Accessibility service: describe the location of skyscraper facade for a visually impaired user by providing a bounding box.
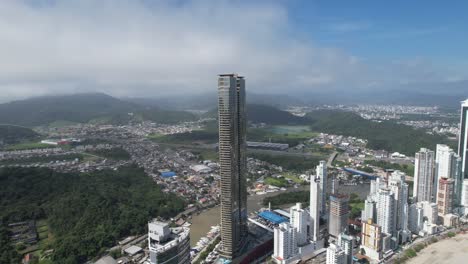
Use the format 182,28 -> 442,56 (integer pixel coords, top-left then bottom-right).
437,177 -> 455,216
376,188 -> 396,236
326,243 -> 345,264
316,160 -> 328,215
273,222 -> 299,264
217,74 -> 247,259
338,233 -> 355,264
360,219 -> 382,261
290,203 -> 308,246
310,176 -> 321,242
458,99 -> 468,180
435,144 -> 462,201
329,194 -> 349,238
413,148 -> 435,202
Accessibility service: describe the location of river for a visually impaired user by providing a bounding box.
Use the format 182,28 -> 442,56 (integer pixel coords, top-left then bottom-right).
189,183 -> 370,246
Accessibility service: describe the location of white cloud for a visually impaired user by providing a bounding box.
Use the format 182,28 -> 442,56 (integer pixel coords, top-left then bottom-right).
0,0 -> 463,101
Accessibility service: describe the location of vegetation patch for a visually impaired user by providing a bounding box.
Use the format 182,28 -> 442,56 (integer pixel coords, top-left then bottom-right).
0,166 -> 185,263
364,160 -> 414,176
263,191 -> 309,207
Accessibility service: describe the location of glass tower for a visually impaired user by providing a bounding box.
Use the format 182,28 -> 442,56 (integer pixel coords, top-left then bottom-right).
217,74 -> 247,259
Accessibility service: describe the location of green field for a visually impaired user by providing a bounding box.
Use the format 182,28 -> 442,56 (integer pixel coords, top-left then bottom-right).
264,177 -> 289,187
5,142 -> 56,151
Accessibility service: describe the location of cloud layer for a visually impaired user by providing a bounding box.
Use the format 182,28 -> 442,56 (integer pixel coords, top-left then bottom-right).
0,0 -> 464,101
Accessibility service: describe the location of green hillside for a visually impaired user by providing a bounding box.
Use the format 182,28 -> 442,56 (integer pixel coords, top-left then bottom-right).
0,125 -> 39,144
306,110 -> 454,155
0,93 -> 198,127
0,166 -> 185,263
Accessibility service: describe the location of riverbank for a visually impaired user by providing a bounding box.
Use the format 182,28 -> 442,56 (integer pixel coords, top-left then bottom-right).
408,232 -> 468,264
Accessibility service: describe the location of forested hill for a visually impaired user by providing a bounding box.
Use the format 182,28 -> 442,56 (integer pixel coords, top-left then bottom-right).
0,166 -> 185,263
204,104 -> 305,125
248,104 -> 305,124
0,93 -> 197,127
306,110 -> 454,155
0,125 -> 39,144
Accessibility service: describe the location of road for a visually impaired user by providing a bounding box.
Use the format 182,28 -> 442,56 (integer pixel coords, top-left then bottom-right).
327,151 -> 338,168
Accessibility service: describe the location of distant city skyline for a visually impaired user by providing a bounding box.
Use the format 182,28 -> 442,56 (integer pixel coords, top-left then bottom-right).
0,0 -> 467,101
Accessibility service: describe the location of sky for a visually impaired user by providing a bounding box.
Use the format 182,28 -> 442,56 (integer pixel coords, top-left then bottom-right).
0,0 -> 467,102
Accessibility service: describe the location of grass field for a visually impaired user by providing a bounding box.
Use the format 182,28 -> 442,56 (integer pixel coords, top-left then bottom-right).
282,172 -> 305,184
5,142 -> 56,151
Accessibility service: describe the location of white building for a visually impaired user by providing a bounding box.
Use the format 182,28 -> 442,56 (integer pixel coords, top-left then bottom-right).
362,198 -> 376,223
408,203 -> 424,235
338,233 -> 354,264
326,243 -> 345,264
421,201 -> 438,225
290,203 -> 308,247
310,176 -> 321,242
376,188 -> 396,236
435,144 -> 462,204
461,179 -> 468,216
414,148 -> 435,203
388,171 -> 410,243
316,161 -> 327,216
148,220 -> 190,264
273,222 -> 300,264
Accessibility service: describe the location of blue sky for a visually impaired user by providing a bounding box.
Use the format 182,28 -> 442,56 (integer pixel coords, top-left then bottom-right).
289,0 -> 468,60
0,0 -> 466,100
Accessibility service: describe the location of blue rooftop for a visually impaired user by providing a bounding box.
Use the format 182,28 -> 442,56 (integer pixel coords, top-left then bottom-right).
161,171 -> 176,178
258,211 -> 287,224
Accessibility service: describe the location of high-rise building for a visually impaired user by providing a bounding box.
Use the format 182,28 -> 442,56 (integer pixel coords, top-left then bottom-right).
414,148 -> 435,202
458,99 -> 468,180
376,188 -> 396,236
461,179 -> 468,214
326,243 -> 346,264
388,171 -> 410,243
310,176 -> 321,242
329,194 -> 349,238
148,220 -> 190,264
272,222 -> 299,264
452,156 -> 463,208
316,161 -> 327,215
217,74 -> 248,259
360,219 -> 382,261
362,198 -> 376,223
435,145 -> 461,201
420,201 -> 438,225
408,203 -> 424,235
290,203 -> 308,246
338,233 -> 355,264
437,177 -> 455,216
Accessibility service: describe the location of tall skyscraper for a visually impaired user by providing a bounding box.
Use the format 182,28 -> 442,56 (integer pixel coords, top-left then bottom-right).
329,194 -> 349,238
317,160 -> 328,215
458,99 -> 468,180
217,74 -> 247,259
376,188 -> 396,236
437,177 -> 455,216
290,203 -> 308,246
273,222 -> 299,264
413,148 -> 435,202
388,171 -> 410,243
462,179 -> 468,214
310,176 -> 321,242
435,144 -> 461,200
